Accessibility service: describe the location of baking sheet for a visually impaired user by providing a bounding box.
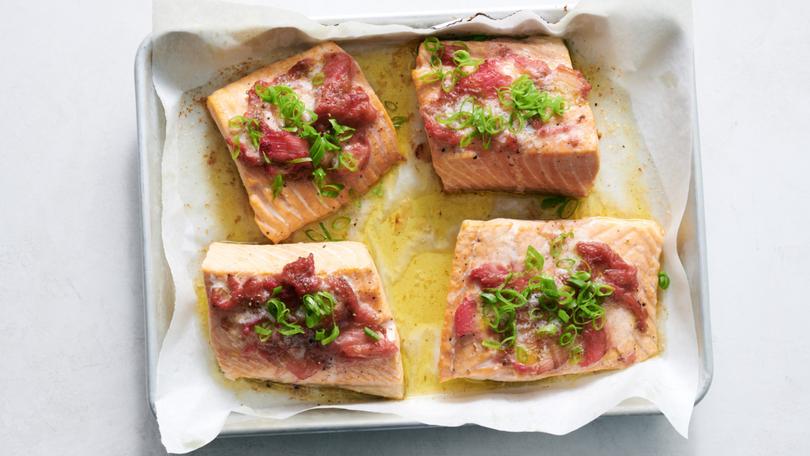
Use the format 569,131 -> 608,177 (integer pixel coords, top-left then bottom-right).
142,0 -> 705,452
136,35 -> 712,436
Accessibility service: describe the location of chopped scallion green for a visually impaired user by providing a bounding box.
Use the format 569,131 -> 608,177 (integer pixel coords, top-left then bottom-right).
525,245 -> 545,271
363,327 -> 382,341
658,271 -> 670,289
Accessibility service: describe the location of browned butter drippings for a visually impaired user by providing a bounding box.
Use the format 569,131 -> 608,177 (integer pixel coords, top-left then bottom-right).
195,40 -> 653,399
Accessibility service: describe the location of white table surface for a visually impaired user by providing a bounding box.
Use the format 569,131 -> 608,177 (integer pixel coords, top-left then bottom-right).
1,0 -> 808,454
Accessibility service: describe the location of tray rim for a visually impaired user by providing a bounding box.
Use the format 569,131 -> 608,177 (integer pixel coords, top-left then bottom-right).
135,8 -> 713,437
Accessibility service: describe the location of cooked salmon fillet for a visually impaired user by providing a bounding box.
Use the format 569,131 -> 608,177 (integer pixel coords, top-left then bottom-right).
412,37 -> 599,196
439,217 -> 663,382
207,42 -> 403,243
202,241 -> 404,399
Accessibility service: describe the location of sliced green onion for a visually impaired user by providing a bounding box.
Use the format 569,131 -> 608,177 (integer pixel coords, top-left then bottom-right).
314,324 -> 340,345
271,174 -> 284,198
304,229 -> 325,242
364,327 -> 382,341
451,49 -> 483,73
328,119 -> 355,142
423,36 -> 442,53
277,322 -> 304,336
391,115 -> 408,129
312,167 -> 344,198
309,135 -> 339,168
228,115 -> 262,150
305,221 -> 344,242
229,135 -> 241,159
482,339 -> 502,350
320,222 -> 334,241
558,288 -> 575,307
246,84 -> 363,197
383,100 -> 398,112
558,198 -> 579,218
525,245 -> 545,271
475,242 -> 627,353
558,331 -> 575,346
556,258 -> 576,270
568,270 -> 591,288
266,297 -> 304,336
536,322 -> 560,337
594,283 -> 614,297
335,150 -> 359,172
577,284 -> 596,303
419,38 -> 487,93
253,324 -> 273,342
549,231 -> 573,258
541,195 -> 567,209
658,271 -> 670,289
540,195 -> 578,219
436,97 -> 506,149
528,307 -> 544,320
500,332 -> 516,347
331,216 -> 351,231
500,75 -> 567,128
302,291 -> 337,328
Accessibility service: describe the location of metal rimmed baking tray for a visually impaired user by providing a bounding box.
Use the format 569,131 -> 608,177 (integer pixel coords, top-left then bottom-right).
135,7 -> 713,438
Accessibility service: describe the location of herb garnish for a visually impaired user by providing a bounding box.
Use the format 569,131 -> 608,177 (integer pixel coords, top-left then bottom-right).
304,217 -> 352,242
271,174 -> 284,198
391,115 -> 407,129
315,325 -> 340,345
265,287 -> 305,336
227,116 -> 262,159
436,97 -> 506,148
364,327 -> 382,341
302,291 -> 340,345
302,291 -> 337,328
498,75 -> 566,129
254,288 -> 344,345
549,231 -> 573,258
253,324 -> 273,342
228,83 -> 357,198
479,244 -> 614,355
313,167 -> 344,197
419,37 -> 483,93
658,271 -> 670,289
525,245 -> 545,271
541,195 -> 579,219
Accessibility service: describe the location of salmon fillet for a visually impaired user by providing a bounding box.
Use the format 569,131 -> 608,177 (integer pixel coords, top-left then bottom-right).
439,217 -> 663,382
207,42 -> 403,243
412,37 -> 599,196
202,241 -> 404,399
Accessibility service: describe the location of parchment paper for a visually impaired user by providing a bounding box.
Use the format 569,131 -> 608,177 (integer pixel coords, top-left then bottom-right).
151,0 -> 699,452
